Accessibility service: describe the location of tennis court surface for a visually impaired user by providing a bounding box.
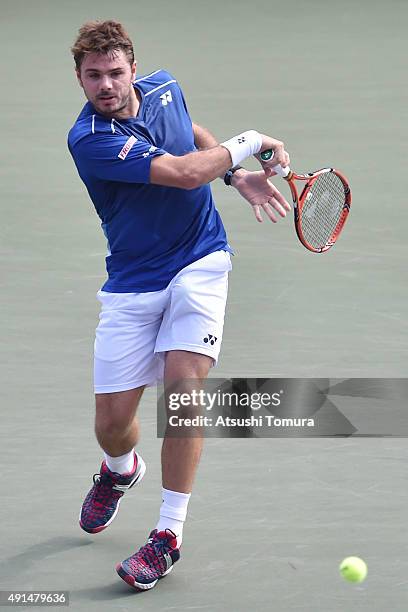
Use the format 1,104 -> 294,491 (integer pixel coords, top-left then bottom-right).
1,0 -> 407,609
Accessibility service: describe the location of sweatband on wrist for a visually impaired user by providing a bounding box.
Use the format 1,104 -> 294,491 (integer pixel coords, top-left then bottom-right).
220,130 -> 262,167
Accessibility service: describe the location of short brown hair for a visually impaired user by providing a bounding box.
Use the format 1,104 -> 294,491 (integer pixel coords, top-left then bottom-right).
71,20 -> 134,71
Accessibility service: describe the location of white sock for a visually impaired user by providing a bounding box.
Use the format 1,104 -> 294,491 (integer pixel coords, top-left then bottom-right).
104,450 -> 136,475
155,487 -> 191,547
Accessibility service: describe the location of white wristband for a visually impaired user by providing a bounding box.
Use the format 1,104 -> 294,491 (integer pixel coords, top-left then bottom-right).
220,130 -> 262,167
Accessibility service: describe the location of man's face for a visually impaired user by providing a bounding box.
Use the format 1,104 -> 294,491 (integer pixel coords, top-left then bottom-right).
77,50 -> 136,117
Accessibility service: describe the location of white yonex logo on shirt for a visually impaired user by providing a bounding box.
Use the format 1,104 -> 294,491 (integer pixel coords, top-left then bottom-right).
118,136 -> 138,160
143,145 -> 158,158
160,90 -> 173,106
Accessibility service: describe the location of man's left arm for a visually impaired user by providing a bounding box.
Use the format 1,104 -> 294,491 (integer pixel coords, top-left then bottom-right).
192,123 -> 291,223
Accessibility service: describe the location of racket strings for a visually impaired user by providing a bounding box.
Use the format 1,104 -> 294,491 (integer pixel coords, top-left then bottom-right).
300,172 -> 346,249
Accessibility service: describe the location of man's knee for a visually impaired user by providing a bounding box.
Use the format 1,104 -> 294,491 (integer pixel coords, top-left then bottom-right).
95,388 -> 144,436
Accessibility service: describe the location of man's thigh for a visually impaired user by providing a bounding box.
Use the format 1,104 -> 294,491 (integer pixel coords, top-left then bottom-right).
164,350 -> 213,382
94,289 -> 168,394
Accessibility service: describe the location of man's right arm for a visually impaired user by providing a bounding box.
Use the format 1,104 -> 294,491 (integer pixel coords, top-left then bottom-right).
149,146 -> 232,190
70,129 -> 289,190
150,131 -> 289,190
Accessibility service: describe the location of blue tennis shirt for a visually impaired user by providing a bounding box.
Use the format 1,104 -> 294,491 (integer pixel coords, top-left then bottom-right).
68,69 -> 232,292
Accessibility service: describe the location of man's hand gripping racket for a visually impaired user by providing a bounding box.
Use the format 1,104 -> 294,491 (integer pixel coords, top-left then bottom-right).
260,150 -> 351,253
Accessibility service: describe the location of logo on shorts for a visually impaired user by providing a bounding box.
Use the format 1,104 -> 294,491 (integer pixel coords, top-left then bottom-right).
118,135 -> 137,160
203,334 -> 217,346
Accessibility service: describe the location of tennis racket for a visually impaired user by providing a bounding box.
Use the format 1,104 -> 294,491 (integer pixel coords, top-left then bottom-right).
260,150 -> 351,253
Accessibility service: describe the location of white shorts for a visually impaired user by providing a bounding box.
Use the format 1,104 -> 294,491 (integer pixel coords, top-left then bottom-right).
94,250 -> 232,394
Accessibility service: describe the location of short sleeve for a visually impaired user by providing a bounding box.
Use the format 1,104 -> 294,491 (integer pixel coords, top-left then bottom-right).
72,133 -> 166,184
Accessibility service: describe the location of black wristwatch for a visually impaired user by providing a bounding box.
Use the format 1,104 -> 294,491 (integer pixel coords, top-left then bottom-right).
224,165 -> 243,186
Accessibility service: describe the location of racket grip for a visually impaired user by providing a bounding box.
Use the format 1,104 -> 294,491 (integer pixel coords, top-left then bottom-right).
260,149 -> 291,178
271,163 -> 291,178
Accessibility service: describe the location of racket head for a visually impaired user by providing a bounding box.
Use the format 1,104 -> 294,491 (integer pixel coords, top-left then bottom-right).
291,169 -> 351,253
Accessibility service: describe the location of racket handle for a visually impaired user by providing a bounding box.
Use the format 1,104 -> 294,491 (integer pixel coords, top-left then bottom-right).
260,149 -> 291,178
270,163 -> 291,178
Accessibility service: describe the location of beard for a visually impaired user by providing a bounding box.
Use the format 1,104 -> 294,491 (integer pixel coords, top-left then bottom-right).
95,91 -> 130,118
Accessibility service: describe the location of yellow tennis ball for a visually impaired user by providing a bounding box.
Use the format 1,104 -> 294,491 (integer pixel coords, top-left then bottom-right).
339,557 -> 367,583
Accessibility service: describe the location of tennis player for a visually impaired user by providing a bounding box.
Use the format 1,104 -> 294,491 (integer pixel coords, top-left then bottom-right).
68,20 -> 290,591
